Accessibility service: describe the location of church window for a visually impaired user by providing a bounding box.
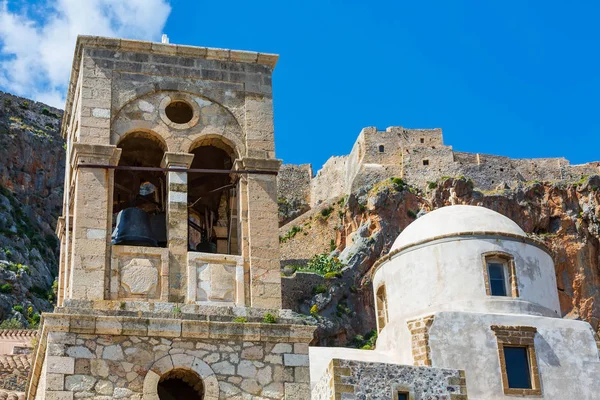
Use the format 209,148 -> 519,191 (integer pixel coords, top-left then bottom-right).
376,285 -> 388,333
379,145 -> 385,153
491,325 -> 541,395
488,262 -> 508,296
397,392 -> 409,400
420,138 -> 424,143
482,253 -> 518,297
504,346 -> 532,389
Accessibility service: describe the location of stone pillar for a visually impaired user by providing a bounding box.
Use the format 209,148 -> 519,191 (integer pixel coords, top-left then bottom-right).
68,143 -> 121,301
161,152 -> 194,302
236,157 -> 282,309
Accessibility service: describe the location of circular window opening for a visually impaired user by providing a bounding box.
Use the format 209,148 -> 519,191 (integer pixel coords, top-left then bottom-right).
158,369 -> 204,400
165,101 -> 194,124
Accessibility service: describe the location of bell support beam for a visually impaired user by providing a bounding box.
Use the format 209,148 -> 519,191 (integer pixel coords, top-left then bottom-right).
161,152 -> 195,302
68,143 -> 121,301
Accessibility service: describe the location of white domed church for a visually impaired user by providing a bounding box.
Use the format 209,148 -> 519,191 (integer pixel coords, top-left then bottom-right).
311,205 -> 600,399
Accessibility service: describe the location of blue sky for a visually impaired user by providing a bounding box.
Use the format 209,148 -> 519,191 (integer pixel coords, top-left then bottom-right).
1,1 -> 598,171
165,0 -> 600,169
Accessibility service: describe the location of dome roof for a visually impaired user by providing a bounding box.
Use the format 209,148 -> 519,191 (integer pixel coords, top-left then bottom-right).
391,205 -> 526,251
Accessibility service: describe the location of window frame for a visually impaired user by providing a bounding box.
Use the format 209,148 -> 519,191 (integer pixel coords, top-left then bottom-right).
391,385 -> 414,400
491,325 -> 541,396
482,252 -> 519,298
376,284 -> 389,333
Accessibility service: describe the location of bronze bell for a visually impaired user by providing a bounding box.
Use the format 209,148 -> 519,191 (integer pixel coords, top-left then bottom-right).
150,212 -> 167,247
112,207 -> 158,247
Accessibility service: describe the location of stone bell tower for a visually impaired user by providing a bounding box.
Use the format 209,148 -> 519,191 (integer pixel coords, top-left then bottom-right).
27,36 -> 314,400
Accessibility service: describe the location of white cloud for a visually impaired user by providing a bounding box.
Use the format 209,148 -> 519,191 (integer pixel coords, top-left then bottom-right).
0,0 -> 171,108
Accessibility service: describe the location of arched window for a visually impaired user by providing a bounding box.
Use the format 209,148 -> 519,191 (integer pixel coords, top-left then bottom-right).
112,133 -> 167,247
379,145 -> 385,153
188,143 -> 239,255
376,284 -> 388,332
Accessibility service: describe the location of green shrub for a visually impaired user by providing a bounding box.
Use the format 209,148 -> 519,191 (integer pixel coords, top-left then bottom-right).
309,304 -> 319,317
173,307 -> 181,313
313,285 -> 327,295
329,239 -> 336,252
300,254 -> 344,276
3,99 -> 11,107
12,305 -> 23,313
407,209 -> 417,219
20,101 -> 29,109
319,206 -> 334,220
280,226 -> 303,243
0,283 -> 12,294
390,177 -> 405,191
336,302 -> 352,317
428,181 -> 438,190
233,316 -> 248,323
0,318 -> 23,329
263,313 -> 277,324
324,271 -> 342,279
358,203 -> 367,212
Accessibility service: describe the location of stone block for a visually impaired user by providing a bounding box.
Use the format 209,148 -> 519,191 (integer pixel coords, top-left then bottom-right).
95,316 -> 123,335
47,356 -> 75,374
283,354 -> 309,367
46,392 -> 74,400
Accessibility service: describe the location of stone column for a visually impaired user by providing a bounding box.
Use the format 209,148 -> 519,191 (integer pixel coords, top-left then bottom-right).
161,152 -> 194,303
68,143 -> 121,301
236,157 -> 282,309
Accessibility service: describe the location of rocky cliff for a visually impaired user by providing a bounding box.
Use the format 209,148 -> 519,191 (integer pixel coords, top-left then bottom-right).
280,176 -> 600,345
0,91 -> 65,327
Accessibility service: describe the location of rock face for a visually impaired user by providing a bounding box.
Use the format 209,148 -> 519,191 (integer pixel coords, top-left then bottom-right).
280,176 -> 600,345
0,91 -> 65,326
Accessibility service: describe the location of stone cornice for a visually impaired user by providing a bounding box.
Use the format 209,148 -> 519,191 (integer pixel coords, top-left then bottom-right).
70,143 -> 121,166
371,231 -> 551,278
235,157 -> 282,172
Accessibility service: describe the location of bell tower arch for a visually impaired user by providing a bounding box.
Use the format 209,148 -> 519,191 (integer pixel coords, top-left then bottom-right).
29,36 -> 315,400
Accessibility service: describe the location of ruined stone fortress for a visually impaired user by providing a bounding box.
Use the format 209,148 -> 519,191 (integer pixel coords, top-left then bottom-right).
18,34 -> 600,400
280,126 -> 600,207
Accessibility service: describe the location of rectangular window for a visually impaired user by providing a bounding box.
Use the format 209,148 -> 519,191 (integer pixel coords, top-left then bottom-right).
503,346 -> 532,389
422,159 -> 429,166
420,138 -> 424,143
488,262 -> 507,296
398,393 -> 409,400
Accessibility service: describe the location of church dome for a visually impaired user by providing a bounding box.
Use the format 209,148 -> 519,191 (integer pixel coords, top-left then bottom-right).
391,205 -> 526,251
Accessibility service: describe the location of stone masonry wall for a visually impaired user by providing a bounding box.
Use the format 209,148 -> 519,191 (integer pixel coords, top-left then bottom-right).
34,331 -> 311,399
283,126 -> 600,208
311,358 -> 468,400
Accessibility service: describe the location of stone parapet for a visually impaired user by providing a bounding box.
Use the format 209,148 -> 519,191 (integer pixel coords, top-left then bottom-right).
311,358 -> 467,400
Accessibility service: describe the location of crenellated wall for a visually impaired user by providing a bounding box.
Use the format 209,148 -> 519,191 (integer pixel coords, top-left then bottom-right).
277,126 -> 600,208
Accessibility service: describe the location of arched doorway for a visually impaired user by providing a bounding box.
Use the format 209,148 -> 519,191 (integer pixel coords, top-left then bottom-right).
157,368 -> 204,400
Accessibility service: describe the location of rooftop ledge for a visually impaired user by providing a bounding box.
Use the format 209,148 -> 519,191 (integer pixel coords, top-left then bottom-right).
76,35 -> 279,67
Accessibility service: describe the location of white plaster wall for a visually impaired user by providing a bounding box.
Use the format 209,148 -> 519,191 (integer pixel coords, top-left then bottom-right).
429,311 -> 600,400
373,237 -> 561,323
